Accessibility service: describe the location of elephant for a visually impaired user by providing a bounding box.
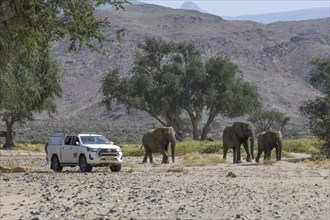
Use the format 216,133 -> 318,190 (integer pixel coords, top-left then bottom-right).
256,130 -> 283,162
141,127 -> 176,164
223,122 -> 255,163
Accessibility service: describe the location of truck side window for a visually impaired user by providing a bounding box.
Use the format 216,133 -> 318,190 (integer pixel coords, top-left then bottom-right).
64,136 -> 72,145
72,136 -> 79,146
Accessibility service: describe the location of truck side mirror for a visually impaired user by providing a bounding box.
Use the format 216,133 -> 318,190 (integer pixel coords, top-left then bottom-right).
75,141 -> 80,146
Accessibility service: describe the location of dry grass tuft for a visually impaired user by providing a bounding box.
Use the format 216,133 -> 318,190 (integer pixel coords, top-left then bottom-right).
180,152 -> 225,166
167,166 -> 189,174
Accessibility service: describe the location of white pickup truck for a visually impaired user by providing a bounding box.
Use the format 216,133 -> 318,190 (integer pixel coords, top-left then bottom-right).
45,133 -> 123,172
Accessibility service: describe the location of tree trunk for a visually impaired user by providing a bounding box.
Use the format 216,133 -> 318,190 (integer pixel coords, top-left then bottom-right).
2,116 -> 16,149
191,118 -> 199,140
201,113 -> 216,140
185,109 -> 199,140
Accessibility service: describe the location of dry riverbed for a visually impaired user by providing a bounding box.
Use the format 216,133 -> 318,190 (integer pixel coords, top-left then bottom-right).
0,150 -> 329,220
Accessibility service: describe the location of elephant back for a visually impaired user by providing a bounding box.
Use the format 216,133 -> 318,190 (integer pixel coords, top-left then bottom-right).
257,131 -> 266,143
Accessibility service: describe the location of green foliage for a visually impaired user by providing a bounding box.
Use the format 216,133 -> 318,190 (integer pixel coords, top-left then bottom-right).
101,37 -> 261,140
1,0 -> 127,148
309,58 -> 330,93
300,58 -> 330,157
248,109 -> 290,134
180,152 -> 225,166
13,144 -> 44,152
1,0 -> 127,111
121,141 -> 223,157
176,141 -> 223,155
283,138 -> 320,154
121,144 -> 145,156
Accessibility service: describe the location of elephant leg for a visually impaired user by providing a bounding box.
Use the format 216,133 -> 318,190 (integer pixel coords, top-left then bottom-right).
232,147 -> 237,163
275,146 -> 280,160
265,148 -> 271,160
142,147 -> 149,163
160,147 -> 169,164
223,145 -> 228,160
164,143 -> 169,154
256,149 -> 262,163
263,148 -> 268,160
236,144 -> 242,163
148,151 -> 153,163
161,155 -> 169,164
243,141 -> 251,162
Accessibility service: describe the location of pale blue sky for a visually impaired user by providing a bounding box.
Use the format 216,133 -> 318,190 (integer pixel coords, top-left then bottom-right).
141,0 -> 330,16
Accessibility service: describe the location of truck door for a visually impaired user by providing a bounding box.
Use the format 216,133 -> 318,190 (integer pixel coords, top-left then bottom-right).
70,136 -> 80,163
61,136 -> 77,163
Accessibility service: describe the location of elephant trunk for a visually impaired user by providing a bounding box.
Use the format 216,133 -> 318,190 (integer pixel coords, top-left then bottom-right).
277,131 -> 283,161
171,142 -> 175,162
277,140 -> 282,160
250,137 -> 254,160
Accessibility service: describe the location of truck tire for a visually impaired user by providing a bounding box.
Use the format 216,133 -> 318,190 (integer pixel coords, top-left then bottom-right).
79,155 -> 92,172
51,155 -> 63,172
110,164 -> 121,172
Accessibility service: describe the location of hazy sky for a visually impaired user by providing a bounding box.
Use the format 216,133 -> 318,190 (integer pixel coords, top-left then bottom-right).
141,0 -> 330,16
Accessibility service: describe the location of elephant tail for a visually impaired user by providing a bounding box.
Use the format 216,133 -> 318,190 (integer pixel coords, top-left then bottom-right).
140,144 -> 143,151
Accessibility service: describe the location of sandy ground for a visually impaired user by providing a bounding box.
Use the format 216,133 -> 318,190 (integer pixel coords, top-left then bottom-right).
0,150 -> 329,220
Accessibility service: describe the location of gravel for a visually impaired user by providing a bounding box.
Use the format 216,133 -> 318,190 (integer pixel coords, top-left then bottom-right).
0,151 -> 329,220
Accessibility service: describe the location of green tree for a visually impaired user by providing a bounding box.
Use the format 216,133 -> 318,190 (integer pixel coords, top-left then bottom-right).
0,49 -> 61,148
248,109 -> 290,134
0,0 -> 127,148
101,37 -> 261,140
201,57 -> 261,139
300,58 -> 330,157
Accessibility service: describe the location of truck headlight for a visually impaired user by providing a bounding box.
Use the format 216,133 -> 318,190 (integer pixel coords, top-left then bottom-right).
87,147 -> 98,152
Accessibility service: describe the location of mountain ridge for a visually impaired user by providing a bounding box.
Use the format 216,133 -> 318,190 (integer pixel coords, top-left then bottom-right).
223,7 -> 330,24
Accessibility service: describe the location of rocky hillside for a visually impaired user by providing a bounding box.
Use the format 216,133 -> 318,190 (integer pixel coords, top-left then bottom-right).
14,4 -> 330,143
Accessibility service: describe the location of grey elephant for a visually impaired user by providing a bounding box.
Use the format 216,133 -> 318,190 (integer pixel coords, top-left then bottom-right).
223,122 -> 255,163
142,127 -> 176,164
256,130 -> 283,162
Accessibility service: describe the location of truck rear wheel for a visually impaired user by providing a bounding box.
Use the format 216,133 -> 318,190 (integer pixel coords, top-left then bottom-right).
51,155 -> 63,172
79,155 -> 92,172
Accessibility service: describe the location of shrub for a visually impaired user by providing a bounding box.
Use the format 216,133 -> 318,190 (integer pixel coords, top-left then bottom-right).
283,138 -> 321,154
121,144 -> 144,156
176,140 -> 223,155
13,144 -> 44,152
180,152 -> 225,166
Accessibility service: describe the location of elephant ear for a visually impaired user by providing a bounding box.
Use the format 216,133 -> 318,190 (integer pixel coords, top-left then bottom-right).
167,127 -> 177,143
273,131 -> 282,143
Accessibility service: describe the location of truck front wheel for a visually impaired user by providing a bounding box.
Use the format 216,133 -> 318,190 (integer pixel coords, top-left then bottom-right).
79,155 -> 92,172
110,164 -> 121,172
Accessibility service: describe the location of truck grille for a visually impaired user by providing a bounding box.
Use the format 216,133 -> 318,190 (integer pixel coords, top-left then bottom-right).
98,149 -> 118,157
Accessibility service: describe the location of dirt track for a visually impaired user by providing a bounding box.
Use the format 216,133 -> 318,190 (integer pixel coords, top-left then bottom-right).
0,151 -> 329,220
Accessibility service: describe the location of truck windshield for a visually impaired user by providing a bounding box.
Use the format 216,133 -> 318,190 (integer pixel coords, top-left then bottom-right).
80,136 -> 111,144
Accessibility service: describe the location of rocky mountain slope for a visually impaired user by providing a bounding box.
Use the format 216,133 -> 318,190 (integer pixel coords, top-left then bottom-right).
15,4 -> 330,143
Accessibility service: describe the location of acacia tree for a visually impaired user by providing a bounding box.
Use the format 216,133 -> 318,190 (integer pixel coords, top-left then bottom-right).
0,0 -> 127,148
101,37 -> 261,140
201,57 -> 261,139
300,58 -> 330,157
248,109 -> 290,134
